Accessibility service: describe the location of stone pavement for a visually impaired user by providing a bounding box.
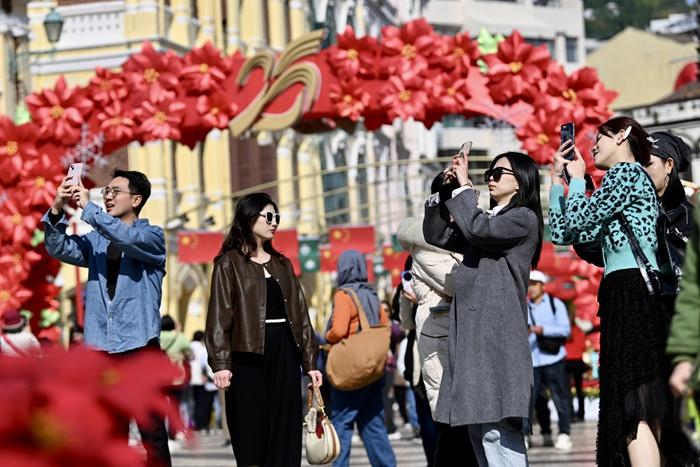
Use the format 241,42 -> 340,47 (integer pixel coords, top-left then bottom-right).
171,421 -> 597,466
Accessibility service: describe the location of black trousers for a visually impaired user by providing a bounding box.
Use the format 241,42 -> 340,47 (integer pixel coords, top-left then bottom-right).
112,339 -> 171,467
192,385 -> 216,430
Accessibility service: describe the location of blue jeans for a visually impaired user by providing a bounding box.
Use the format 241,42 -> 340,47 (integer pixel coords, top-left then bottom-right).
533,359 -> 571,435
405,386 -> 419,428
331,378 -> 397,467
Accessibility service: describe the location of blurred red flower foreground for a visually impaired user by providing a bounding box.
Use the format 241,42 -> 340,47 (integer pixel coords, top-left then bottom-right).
0,346 -> 182,467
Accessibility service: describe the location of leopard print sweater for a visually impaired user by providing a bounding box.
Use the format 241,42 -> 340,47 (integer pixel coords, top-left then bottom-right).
549,162 -> 659,275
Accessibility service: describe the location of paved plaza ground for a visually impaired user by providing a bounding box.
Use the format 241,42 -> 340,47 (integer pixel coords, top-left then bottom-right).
171,420 -> 597,466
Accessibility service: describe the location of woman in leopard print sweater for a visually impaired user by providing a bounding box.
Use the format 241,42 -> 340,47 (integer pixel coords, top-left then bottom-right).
549,116 -> 689,467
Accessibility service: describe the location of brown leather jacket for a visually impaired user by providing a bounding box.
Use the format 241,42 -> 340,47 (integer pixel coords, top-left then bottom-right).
205,250 -> 318,373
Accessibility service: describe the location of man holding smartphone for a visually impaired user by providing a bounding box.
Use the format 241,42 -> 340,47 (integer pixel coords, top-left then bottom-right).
42,170 -> 171,467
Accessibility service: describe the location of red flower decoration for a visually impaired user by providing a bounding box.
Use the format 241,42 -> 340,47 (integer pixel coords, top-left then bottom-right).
327,27 -> 379,79
181,42 -> 231,93
329,80 -> 371,121
135,93 -> 187,141
0,246 -> 41,280
0,117 -> 39,185
380,19 -> 436,77
0,196 -> 40,246
482,31 -> 550,104
431,32 -> 480,73
379,75 -> 429,121
25,76 -> 94,144
122,41 -> 181,102
87,68 -> 128,106
196,92 -> 236,129
0,269 -> 32,313
432,73 -> 471,114
546,64 -> 617,124
516,105 -> 573,164
17,154 -> 63,208
97,100 -> 136,143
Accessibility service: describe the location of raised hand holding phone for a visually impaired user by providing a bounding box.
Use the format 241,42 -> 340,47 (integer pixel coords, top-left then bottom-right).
560,123 -> 575,183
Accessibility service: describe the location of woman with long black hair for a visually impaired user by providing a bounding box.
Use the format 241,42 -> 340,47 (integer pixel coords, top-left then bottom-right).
424,149 -> 543,466
549,116 -> 687,466
205,192 -> 322,467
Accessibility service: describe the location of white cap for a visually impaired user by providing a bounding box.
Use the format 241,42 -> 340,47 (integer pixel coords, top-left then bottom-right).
529,270 -> 548,284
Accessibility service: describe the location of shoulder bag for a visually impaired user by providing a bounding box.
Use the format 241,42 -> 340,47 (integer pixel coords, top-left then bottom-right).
616,213 -> 661,296
325,288 -> 390,391
304,385 -> 340,464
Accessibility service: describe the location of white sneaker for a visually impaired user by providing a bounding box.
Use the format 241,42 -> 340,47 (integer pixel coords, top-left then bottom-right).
555,433 -> 572,451
387,431 -> 402,441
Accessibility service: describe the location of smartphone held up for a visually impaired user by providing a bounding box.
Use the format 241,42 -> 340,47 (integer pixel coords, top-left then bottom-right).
65,163 -> 84,186
560,123 -> 575,184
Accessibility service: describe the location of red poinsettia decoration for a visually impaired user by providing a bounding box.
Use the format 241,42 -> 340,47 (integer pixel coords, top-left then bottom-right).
546,64 -> 617,124
181,42 -> 231,93
329,80 -> 371,121
431,32 -> 480,73
122,41 -> 182,102
482,31 -> 550,104
97,100 -> 136,143
516,105 -> 575,164
0,246 -> 41,280
16,154 -> 63,208
326,27 -> 379,79
0,269 -> 32,313
0,196 -> 40,246
87,68 -> 128,106
379,75 -> 430,122
196,91 -> 236,129
380,19 -> 436,77
431,73 -> 471,114
25,76 -> 94,145
0,117 -> 39,185
134,93 -> 187,141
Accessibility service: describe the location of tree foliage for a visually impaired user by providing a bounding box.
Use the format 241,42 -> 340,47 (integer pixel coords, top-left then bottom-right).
584,0 -> 692,39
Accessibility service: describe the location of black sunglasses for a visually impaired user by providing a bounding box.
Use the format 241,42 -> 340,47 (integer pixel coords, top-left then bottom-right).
484,167 -> 516,183
259,212 -> 280,224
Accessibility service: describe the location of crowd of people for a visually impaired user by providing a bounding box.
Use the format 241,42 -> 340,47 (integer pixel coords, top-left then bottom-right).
1,113 -> 697,467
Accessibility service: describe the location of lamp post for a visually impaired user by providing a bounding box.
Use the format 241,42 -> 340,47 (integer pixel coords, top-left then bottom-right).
43,7 -> 64,45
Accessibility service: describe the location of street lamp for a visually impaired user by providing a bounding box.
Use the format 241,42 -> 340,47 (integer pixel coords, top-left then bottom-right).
43,7 -> 64,45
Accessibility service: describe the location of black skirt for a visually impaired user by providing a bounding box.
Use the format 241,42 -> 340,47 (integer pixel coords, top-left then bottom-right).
596,269 -> 695,467
226,278 -> 303,467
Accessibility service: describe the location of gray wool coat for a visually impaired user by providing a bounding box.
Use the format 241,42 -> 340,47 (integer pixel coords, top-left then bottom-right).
423,188 -> 538,427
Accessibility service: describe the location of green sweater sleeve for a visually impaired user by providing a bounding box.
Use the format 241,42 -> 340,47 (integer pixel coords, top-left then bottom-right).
667,196 -> 700,363
549,178 -> 601,245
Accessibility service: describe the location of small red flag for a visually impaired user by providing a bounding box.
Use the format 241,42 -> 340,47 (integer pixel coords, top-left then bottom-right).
178,231 -> 224,264
328,225 -> 375,255
272,229 -> 300,276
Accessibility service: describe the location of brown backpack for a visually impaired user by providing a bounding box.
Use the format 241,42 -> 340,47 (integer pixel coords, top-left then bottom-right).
325,288 -> 390,391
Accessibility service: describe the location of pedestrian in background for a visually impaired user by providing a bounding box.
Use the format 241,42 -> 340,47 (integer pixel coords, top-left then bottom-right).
205,192 -> 321,467
424,149 -> 544,466
190,330 -> 216,433
0,309 -> 40,357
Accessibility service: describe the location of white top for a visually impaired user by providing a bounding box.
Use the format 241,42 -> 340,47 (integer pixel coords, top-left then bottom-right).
0,331 -> 41,357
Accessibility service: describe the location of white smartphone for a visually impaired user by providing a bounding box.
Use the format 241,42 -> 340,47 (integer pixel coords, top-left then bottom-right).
401,271 -> 414,295
65,163 -> 83,186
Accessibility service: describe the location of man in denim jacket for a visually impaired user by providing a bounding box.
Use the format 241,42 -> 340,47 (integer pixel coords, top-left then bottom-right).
43,170 -> 170,467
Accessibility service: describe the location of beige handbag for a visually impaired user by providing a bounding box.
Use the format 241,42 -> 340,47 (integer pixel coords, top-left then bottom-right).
326,288 -> 390,391
304,385 -> 340,465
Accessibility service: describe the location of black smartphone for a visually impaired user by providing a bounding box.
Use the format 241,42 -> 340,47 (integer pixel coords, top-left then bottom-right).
560,122 -> 575,183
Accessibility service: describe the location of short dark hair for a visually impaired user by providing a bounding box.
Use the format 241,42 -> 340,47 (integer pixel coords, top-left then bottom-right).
112,169 -> 151,215
192,330 -> 205,341
161,314 -> 176,331
598,116 -> 651,166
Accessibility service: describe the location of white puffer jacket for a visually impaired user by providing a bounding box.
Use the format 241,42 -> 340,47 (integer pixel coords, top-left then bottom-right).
397,217 -> 462,415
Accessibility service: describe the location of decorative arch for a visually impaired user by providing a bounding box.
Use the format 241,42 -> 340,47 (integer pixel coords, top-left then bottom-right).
0,18 -> 616,321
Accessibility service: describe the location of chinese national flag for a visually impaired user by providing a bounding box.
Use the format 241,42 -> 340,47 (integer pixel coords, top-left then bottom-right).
382,245 -> 410,287
178,231 -> 224,264
272,229 -> 300,276
328,225 -> 375,255
320,245 -> 375,281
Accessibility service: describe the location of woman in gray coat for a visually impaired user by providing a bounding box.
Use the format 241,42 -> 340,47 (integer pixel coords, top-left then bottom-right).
423,150 -> 543,466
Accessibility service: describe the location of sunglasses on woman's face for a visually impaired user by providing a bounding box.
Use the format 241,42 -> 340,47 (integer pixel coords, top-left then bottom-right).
259,211 -> 280,225
484,167 -> 516,183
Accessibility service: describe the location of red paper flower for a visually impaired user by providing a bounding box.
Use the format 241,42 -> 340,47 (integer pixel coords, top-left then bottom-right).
0,118 -> 39,185
0,269 -> 32,313
482,31 -> 550,104
196,92 -> 236,129
0,196 -> 40,246
134,93 -> 187,141
431,32 -> 480,73
546,64 -> 617,124
25,76 -> 94,144
181,42 -> 231,93
379,75 -> 429,121
432,73 -> 471,114
326,27 -> 379,79
123,41 -> 181,102
17,154 -> 63,208
87,68 -> 128,106
380,19 -> 436,77
329,80 -> 371,121
97,100 -> 136,143
0,246 -> 41,280
516,105 -> 573,164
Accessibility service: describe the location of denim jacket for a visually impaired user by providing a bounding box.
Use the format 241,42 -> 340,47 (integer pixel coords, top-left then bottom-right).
42,202 -> 166,353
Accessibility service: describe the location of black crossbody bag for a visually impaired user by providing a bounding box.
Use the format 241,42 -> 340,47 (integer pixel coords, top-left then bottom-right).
528,295 -> 568,355
616,213 -> 662,296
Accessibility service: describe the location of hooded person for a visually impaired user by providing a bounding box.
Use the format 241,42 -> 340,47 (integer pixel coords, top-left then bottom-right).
0,309 -> 41,357
326,249 -> 397,467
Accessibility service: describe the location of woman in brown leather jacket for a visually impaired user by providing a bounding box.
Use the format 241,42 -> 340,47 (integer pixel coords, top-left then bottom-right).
205,192 -> 322,467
